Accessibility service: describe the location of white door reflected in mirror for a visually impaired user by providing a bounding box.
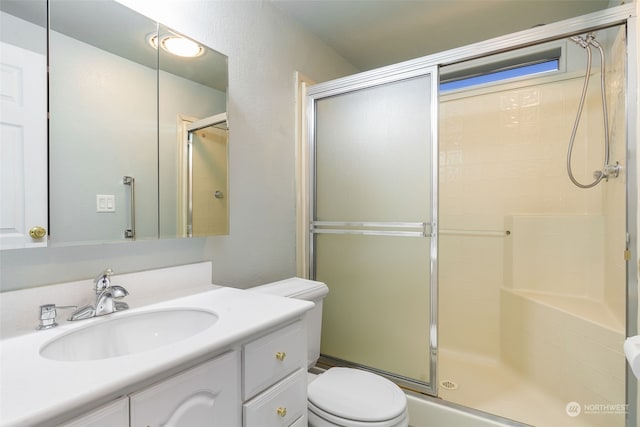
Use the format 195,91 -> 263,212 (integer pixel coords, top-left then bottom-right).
0,42 -> 47,249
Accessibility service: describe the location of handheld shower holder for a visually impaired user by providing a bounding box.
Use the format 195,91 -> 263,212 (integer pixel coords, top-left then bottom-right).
604,162 -> 621,179
593,162 -> 621,181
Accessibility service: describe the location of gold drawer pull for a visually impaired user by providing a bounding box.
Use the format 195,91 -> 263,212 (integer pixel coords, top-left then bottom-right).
276,407 -> 287,417
275,351 -> 286,361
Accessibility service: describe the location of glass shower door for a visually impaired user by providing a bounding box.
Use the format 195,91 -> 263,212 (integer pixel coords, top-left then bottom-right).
309,68 -> 438,394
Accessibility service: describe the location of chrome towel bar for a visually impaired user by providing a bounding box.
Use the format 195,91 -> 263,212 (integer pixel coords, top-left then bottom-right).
123,176 -> 135,239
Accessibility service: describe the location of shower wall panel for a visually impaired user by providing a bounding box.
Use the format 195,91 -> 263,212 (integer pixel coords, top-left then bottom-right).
439,72 -> 610,358
602,26 -> 627,325
505,215 -> 605,298
439,24 -> 627,427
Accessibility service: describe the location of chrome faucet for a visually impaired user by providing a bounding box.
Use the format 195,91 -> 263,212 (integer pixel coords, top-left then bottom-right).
68,268 -> 129,321
95,284 -> 129,316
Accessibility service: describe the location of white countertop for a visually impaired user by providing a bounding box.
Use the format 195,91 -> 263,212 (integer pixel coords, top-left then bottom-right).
0,287 -> 313,427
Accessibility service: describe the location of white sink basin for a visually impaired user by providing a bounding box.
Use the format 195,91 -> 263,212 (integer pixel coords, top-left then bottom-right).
40,308 -> 218,361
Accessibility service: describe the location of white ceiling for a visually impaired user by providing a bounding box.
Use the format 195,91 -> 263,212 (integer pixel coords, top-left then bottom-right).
272,0 -> 613,71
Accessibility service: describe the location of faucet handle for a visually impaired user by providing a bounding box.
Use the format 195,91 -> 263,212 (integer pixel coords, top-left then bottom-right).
109,285 -> 129,300
94,268 -> 114,292
37,304 -> 77,330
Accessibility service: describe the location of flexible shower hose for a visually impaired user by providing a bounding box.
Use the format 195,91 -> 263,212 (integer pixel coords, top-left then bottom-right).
566,37 -> 611,189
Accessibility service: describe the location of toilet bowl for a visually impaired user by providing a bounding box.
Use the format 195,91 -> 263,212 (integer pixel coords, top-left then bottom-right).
249,278 -> 409,427
308,367 -> 408,427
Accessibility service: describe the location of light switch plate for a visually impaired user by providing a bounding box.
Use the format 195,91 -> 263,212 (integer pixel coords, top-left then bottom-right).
96,195 -> 115,212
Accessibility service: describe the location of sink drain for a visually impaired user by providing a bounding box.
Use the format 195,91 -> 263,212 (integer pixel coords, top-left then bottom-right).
440,380 -> 458,390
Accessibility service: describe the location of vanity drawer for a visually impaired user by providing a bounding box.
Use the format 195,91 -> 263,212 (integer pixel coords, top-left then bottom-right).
243,320 -> 306,399
243,369 -> 307,427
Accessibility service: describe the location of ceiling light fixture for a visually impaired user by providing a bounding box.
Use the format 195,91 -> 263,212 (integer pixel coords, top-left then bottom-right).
147,33 -> 203,58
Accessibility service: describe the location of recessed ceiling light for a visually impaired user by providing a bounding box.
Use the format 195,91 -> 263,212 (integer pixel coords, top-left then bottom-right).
147,33 -> 203,58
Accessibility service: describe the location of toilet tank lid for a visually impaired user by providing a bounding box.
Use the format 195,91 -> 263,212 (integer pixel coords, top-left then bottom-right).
249,277 -> 328,300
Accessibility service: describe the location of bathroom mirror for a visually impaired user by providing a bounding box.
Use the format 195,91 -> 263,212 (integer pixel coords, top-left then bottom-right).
0,0 -> 228,247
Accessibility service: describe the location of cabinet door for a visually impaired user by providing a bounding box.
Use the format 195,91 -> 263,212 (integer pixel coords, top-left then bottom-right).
59,396 -> 128,427
130,351 -> 241,427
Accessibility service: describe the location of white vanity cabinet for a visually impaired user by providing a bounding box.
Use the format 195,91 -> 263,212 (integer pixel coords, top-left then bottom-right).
55,321 -> 307,427
243,321 -> 308,427
57,321 -> 308,427
59,396 -> 129,427
130,350 -> 241,427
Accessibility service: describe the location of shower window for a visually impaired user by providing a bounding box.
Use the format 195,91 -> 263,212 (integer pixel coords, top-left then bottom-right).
440,58 -> 559,91
440,45 -> 563,93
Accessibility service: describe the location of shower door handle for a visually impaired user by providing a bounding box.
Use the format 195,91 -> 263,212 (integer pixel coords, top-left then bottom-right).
311,221 -> 433,237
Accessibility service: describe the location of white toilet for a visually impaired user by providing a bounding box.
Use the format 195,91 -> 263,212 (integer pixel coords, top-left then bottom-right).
250,278 -> 409,427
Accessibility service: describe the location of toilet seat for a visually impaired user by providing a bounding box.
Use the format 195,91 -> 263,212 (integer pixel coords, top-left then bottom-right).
308,367 -> 408,427
309,401 -> 409,427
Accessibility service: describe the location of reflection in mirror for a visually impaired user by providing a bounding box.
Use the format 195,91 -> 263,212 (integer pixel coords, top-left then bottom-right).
1,0 -> 229,247
180,114 -> 229,237
158,25 -> 229,238
48,0 -> 159,245
0,1 -> 48,249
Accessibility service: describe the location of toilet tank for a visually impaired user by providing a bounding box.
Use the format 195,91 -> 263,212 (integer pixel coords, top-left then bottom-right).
248,278 -> 328,369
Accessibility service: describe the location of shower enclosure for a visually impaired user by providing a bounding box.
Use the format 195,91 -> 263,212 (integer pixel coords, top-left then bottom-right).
305,5 -> 637,427
438,24 -> 628,427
